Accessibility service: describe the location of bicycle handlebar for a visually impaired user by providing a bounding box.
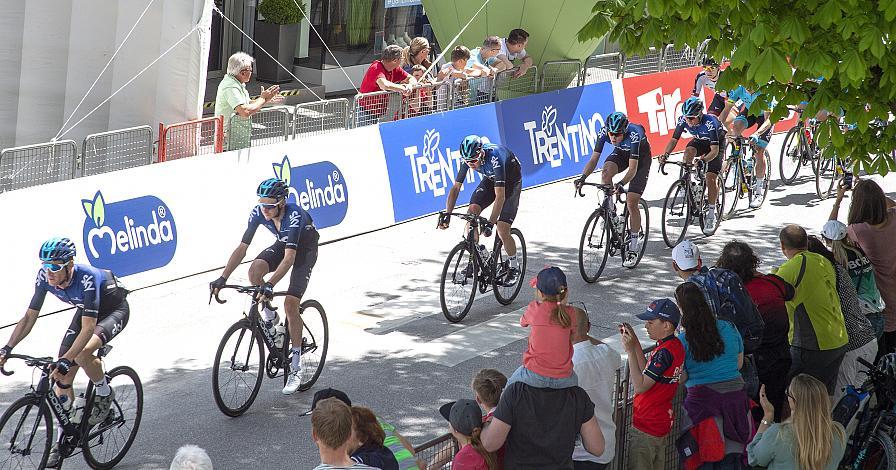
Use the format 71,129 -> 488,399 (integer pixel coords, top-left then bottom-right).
437,211 -> 491,228
659,159 -> 695,176
209,284 -> 289,305
574,181 -> 625,200
0,353 -> 55,377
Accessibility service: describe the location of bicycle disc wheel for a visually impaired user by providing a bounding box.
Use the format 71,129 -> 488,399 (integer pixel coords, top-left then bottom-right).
815,148 -> 836,199
290,300 -> 329,392
621,199 -> 650,269
578,211 -> 610,282
0,396 -> 52,469
212,319 -> 265,417
494,229 -> 527,305
700,175 -> 725,236
661,180 -> 690,248
857,430 -> 896,470
439,243 -> 478,322
721,155 -> 741,220
779,126 -> 803,184
83,366 -> 143,469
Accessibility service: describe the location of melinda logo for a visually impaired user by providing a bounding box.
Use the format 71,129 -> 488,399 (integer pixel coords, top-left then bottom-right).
523,105 -> 603,168
81,191 -> 177,276
273,156 -> 348,229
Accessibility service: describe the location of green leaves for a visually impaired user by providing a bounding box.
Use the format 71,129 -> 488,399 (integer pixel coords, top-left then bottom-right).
840,49 -> 868,82
882,0 -> 896,22
749,47 -> 791,84
814,0 -> 843,29
779,15 -> 809,44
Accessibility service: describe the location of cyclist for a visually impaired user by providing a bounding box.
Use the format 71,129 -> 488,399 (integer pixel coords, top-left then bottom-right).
0,237 -> 130,466
575,111 -> 651,267
719,85 -> 774,208
658,97 -> 724,234
438,135 -> 523,286
692,57 -> 726,117
210,177 -> 319,395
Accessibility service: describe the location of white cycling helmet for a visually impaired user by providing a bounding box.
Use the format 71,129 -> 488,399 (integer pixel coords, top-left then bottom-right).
822,220 -> 848,241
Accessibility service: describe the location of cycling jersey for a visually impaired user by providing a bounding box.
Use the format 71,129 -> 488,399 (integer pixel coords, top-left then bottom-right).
671,114 -> 723,145
727,86 -> 761,111
242,202 -> 315,250
29,264 -> 124,318
455,143 -> 522,188
595,123 -> 649,159
692,70 -> 725,97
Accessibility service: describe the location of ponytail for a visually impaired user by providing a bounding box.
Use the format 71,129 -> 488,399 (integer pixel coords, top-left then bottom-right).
541,288 -> 571,328
469,427 -> 498,470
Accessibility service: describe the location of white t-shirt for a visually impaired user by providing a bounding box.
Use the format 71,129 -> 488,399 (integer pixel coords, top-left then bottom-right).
571,340 -> 622,464
499,37 -> 528,62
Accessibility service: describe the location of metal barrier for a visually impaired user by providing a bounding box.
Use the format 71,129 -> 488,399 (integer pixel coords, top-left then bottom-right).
694,39 -> 711,64
493,66 -> 539,101
80,125 -> 153,177
448,77 -> 494,110
413,433 -> 458,469
662,43 -> 701,71
248,106 -> 291,147
0,140 -> 78,192
621,47 -> 663,77
352,89 -> 405,128
158,116 -> 223,162
293,98 -> 350,138
582,53 -> 624,85
539,60 -> 584,93
404,81 -> 453,118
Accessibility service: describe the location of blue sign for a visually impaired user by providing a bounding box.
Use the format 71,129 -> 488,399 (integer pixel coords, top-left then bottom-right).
385,0 -> 422,7
379,104 -> 503,223
496,82 -> 617,188
272,156 -> 348,229
81,191 -> 177,277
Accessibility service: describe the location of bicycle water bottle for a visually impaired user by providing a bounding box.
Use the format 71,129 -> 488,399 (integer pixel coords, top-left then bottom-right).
832,385 -> 866,428
477,244 -> 490,262
744,155 -> 755,175
71,394 -> 86,424
613,214 -> 625,234
274,324 -> 286,349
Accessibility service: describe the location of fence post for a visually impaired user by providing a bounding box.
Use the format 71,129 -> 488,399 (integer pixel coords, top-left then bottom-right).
619,52 -> 627,78
214,115 -> 223,153
158,123 -> 167,163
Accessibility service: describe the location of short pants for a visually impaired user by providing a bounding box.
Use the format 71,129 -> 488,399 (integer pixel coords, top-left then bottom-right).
686,139 -> 722,174
734,111 -> 773,148
605,143 -> 652,195
469,178 -> 522,224
59,300 -> 130,357
255,232 -> 320,299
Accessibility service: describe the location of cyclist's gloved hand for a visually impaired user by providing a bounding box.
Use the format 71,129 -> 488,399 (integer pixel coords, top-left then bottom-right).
573,176 -> 585,189
481,221 -> 494,238
0,345 -> 11,367
260,282 -> 275,300
658,153 -> 669,164
54,358 -> 73,376
749,135 -> 760,146
438,212 -> 451,229
210,276 -> 226,292
615,182 -> 626,195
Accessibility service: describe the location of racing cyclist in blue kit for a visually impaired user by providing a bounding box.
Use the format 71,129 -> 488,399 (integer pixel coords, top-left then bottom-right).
210,178 -> 319,395
719,85 -> 774,209
658,97 -> 724,234
438,135 -> 523,286
574,111 -> 652,267
0,237 -> 130,466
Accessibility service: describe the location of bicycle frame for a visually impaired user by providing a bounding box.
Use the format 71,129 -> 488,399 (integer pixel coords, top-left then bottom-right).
662,160 -> 705,215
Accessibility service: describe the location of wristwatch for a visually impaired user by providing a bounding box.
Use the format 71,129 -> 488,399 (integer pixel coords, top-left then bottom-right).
760,419 -> 773,426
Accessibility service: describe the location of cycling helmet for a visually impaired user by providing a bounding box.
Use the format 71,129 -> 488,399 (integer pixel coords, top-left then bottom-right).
682,97 -> 704,117
605,112 -> 629,134
702,56 -> 719,67
256,178 -> 289,199
39,237 -> 76,262
459,135 -> 483,162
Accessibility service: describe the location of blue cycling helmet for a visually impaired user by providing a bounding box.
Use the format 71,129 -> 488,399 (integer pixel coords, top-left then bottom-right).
39,237 -> 76,262
605,112 -> 629,134
256,178 -> 289,199
682,97 -> 704,117
459,135 -> 483,162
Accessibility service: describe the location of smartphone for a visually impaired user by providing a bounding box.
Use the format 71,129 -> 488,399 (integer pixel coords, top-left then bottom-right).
843,172 -> 853,190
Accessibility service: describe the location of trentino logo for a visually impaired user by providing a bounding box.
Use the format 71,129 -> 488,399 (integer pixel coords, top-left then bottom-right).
273,156 -> 348,229
81,191 -> 177,277
523,105 -> 603,168
404,129 -> 480,197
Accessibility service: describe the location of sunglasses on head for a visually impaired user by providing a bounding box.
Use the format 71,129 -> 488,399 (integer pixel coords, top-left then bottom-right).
42,260 -> 70,273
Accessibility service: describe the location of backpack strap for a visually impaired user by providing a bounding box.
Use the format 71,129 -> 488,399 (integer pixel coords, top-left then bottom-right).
793,253 -> 808,289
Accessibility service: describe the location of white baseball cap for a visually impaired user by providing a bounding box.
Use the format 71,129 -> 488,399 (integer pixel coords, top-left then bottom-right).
672,240 -> 701,271
822,220 -> 848,241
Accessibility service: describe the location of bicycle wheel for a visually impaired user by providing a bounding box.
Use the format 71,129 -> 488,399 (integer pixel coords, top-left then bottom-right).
721,155 -> 741,220
815,147 -> 837,199
700,174 -> 725,236
0,396 -> 52,469
578,210 -> 610,282
856,430 -> 896,470
83,366 -> 143,469
494,228 -> 527,305
285,300 -> 328,392
212,319 -> 265,417
661,180 -> 690,248
621,199 -> 650,269
779,126 -> 803,184
439,243 -> 478,322
751,149 -> 772,209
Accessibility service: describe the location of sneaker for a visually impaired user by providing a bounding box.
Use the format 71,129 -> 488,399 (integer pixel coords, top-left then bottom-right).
282,368 -> 303,395
88,389 -> 115,425
702,207 -> 717,235
749,181 -> 765,208
46,444 -> 62,468
503,267 -> 521,287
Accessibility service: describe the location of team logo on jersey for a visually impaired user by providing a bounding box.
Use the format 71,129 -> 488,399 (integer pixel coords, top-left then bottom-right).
81,190 -> 177,276
403,129 -> 485,197
522,105 -> 603,168
272,156 -> 348,229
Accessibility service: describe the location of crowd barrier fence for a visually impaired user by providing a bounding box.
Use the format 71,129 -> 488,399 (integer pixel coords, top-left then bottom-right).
493,66 -> 539,101
80,125 -> 154,177
0,140 -> 78,192
293,98 -> 350,138
540,60 -> 585,93
583,52 -> 624,85
158,116 -> 223,162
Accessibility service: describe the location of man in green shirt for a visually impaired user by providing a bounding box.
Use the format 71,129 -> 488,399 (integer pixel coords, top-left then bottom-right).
775,224 -> 848,395
214,52 -> 283,151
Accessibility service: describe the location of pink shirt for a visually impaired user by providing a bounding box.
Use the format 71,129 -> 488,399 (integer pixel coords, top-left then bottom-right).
521,301 -> 578,378
452,444 -> 489,470
849,207 -> 896,331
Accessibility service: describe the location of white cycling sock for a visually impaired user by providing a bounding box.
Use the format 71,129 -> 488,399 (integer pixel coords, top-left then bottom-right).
94,377 -> 111,397
290,348 -> 302,370
507,254 -> 518,267
261,307 -> 277,322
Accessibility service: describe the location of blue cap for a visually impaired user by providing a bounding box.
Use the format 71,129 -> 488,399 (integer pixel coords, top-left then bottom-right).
636,298 -> 680,326
530,266 -> 567,295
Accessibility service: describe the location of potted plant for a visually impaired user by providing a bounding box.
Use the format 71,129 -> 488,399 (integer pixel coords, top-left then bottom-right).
255,0 -> 304,83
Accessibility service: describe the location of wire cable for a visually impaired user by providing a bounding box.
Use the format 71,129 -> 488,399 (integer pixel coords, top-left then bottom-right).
290,0 -> 360,94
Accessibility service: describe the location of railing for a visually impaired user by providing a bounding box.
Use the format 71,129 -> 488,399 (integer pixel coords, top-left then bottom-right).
539,60 -> 584,93
662,43 -> 701,72
80,125 -> 153,177
448,77 -> 494,110
158,116 -> 223,162
405,81 -> 453,117
413,433 -> 459,469
621,47 -> 663,77
0,140 -> 78,192
248,106 -> 291,148
293,98 -> 350,138
493,66 -> 539,101
352,89 -> 406,128
582,52 -> 624,85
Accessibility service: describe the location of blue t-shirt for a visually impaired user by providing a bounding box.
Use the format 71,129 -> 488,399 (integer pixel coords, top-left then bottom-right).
678,319 -> 744,387
455,143 -> 521,187
595,123 -> 648,158
29,264 -> 117,318
241,202 -> 314,249
727,86 -> 761,111
467,47 -> 498,69
672,114 -> 722,144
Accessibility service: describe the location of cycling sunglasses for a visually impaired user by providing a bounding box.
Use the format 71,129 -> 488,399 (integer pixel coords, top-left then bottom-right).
42,260 -> 70,273
259,199 -> 283,209
608,131 -> 625,138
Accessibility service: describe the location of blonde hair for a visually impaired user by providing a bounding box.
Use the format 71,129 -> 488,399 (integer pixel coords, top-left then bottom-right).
539,288 -> 571,328
829,238 -> 862,269
471,369 -> 507,408
467,427 -> 498,470
401,37 -> 431,68
786,374 -> 845,469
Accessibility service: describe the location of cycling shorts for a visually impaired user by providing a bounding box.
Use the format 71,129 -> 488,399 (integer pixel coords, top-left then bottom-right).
734,112 -> 773,147
255,233 -> 319,299
59,300 -> 130,357
469,178 -> 522,224
707,94 -> 726,116
605,144 -> 652,195
686,139 -> 722,174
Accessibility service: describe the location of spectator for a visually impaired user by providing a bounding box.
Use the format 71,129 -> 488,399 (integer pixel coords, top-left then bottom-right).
358,45 -> 417,125
716,241 -> 792,421
807,235 -> 878,401
774,224 -> 848,395
350,406 -> 399,470
496,29 -> 533,78
676,281 -> 752,468
472,368 -> 506,421
437,46 -> 486,109
572,305 -> 621,469
619,298 -> 684,470
747,374 -> 846,469
405,64 -> 433,117
214,52 -> 283,151
671,239 -> 705,281
312,398 -> 376,469
438,399 -> 496,469
846,179 -> 896,353
401,37 -> 432,75
467,36 -> 505,76
507,266 -> 579,389
170,445 -> 212,470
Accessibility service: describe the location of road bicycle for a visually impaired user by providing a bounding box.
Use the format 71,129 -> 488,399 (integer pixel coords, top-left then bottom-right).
660,159 -> 724,248
210,285 -> 328,416
834,356 -> 896,469
0,347 -> 142,469
437,212 -> 527,323
574,182 -> 649,283
779,107 -> 820,185
720,135 -> 771,219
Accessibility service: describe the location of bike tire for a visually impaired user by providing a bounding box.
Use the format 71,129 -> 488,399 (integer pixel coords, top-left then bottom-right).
82,366 -> 143,469
212,319 -> 265,417
779,126 -> 803,184
578,210 -> 611,283
855,430 -> 896,470
0,395 -> 52,470
721,154 -> 741,220
700,173 -> 725,236
753,148 -> 772,209
290,300 -> 328,392
661,180 -> 690,248
493,228 -> 527,305
439,243 -> 478,322
622,199 -> 650,269
815,147 -> 837,199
